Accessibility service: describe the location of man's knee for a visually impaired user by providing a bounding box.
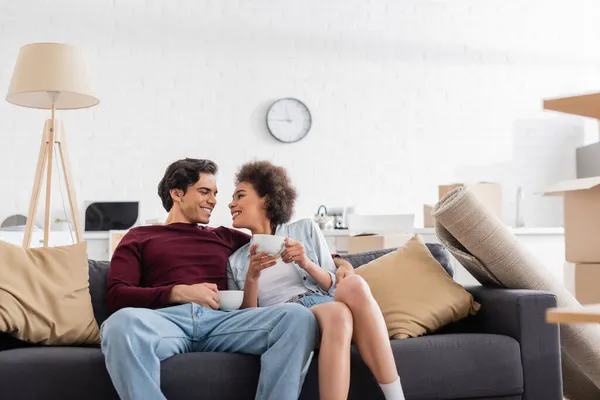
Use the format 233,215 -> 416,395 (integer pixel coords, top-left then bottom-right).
101,307 -> 146,344
277,303 -> 318,332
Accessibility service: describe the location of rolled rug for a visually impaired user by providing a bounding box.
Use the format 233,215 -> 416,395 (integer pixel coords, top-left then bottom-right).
432,186 -> 600,399
562,350 -> 600,400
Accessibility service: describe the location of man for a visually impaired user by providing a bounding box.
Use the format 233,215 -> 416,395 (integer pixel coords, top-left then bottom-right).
100,158 -> 354,400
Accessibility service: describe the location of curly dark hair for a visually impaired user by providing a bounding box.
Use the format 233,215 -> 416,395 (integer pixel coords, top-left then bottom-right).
235,160 -> 297,233
158,158 -> 218,211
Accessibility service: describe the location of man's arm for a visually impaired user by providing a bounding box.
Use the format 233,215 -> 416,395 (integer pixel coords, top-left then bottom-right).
106,230 -> 176,314
230,228 -> 251,251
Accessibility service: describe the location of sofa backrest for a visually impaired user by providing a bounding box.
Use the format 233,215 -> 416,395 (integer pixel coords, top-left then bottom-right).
88,243 -> 452,327
88,260 -> 111,328
0,244 -> 454,351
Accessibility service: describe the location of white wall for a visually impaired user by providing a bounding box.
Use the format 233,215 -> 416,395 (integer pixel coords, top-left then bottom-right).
1,0 -> 599,230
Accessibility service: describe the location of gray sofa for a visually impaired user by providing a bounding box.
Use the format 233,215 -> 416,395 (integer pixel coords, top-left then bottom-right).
0,244 -> 562,399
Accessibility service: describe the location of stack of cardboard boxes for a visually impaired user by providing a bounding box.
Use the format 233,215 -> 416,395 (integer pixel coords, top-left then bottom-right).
424,182 -> 503,227
544,177 -> 600,304
543,91 -> 600,304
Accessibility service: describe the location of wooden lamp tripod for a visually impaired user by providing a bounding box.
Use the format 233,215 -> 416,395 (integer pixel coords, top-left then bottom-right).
6,43 -> 99,248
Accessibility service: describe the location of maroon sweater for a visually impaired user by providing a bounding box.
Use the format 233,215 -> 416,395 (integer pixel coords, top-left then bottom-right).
106,222 -> 250,314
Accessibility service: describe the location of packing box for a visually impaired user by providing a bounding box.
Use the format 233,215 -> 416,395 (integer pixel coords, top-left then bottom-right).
544,177 -> 600,263
347,233 -> 413,254
423,204 -> 435,228
438,182 -> 502,220
576,142 -> 600,179
438,183 -> 464,200
543,92 -> 600,119
564,262 -> 600,304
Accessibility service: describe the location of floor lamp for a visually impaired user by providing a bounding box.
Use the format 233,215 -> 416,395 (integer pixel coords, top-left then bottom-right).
6,43 -> 99,248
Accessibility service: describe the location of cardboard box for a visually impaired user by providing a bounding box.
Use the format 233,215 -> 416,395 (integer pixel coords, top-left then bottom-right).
438,184 -> 464,200
544,177 -> 600,263
423,204 -> 435,228
576,142 -> 600,178
438,182 -> 502,220
564,262 -> 600,304
347,233 -> 413,254
543,92 -> 600,119
109,231 -> 128,258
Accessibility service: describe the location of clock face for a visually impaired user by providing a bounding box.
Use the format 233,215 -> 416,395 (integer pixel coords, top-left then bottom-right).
266,98 -> 312,143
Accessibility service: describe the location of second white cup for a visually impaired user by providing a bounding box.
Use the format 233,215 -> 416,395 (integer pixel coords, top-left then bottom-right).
252,234 -> 286,255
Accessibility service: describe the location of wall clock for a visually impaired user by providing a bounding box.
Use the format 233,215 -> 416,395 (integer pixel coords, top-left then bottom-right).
266,98 -> 312,143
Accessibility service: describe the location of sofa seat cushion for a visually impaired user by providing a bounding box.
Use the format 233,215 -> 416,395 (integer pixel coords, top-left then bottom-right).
392,334 -> 523,400
0,346 -> 262,400
0,347 -> 118,400
0,333 -> 522,400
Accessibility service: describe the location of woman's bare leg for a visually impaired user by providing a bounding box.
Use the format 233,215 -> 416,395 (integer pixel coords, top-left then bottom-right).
335,275 -> 401,387
309,301 -> 353,400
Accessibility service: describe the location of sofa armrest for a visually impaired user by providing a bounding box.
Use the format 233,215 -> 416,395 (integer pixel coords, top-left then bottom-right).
465,286 -> 563,400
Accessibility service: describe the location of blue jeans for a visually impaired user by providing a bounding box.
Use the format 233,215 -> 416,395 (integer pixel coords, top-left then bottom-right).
100,302 -> 318,400
295,293 -> 334,308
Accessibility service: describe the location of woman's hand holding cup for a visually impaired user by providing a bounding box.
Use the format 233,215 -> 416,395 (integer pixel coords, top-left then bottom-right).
247,243 -> 279,283
281,238 -> 310,269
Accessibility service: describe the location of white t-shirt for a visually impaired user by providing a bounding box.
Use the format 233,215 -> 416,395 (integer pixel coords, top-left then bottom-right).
257,259 -> 309,307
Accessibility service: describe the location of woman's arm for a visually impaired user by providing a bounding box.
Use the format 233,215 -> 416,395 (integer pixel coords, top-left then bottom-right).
239,244 -> 278,309
240,279 -> 259,309
282,228 -> 336,292
306,220 -> 339,293
228,254 -> 258,308
302,259 -> 333,291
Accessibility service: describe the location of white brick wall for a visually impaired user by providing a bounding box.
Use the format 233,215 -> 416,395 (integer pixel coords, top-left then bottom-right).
0,0 -> 598,230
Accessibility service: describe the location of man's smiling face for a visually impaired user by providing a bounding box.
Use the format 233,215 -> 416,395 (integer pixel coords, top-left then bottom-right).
171,173 -> 217,224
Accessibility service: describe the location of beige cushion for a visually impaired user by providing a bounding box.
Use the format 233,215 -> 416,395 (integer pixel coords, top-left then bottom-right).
0,240 -> 100,345
355,235 -> 480,339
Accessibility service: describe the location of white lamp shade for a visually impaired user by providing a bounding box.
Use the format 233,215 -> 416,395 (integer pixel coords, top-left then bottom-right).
6,43 -> 99,110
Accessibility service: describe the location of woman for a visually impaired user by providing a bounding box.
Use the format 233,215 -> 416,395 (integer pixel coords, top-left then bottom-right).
227,161 -> 405,400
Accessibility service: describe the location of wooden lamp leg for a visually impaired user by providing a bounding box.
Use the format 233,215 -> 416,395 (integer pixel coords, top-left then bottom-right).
43,120 -> 56,247
23,121 -> 52,248
55,120 -> 83,243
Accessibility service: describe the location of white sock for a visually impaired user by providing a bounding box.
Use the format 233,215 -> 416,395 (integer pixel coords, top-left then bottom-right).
379,376 -> 405,400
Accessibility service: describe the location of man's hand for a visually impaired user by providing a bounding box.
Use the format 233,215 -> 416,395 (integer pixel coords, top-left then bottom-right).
170,283 -> 220,310
246,244 -> 279,283
281,238 -> 310,269
334,258 -> 355,285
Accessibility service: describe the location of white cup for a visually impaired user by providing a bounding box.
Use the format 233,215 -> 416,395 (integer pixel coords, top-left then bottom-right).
252,234 -> 285,255
218,290 -> 244,312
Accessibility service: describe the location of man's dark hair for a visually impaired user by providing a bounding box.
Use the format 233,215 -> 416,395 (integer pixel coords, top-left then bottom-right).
158,158 -> 218,211
235,160 -> 297,233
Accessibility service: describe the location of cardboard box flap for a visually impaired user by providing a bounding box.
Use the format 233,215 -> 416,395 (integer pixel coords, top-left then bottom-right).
544,92 -> 600,119
543,176 -> 600,196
